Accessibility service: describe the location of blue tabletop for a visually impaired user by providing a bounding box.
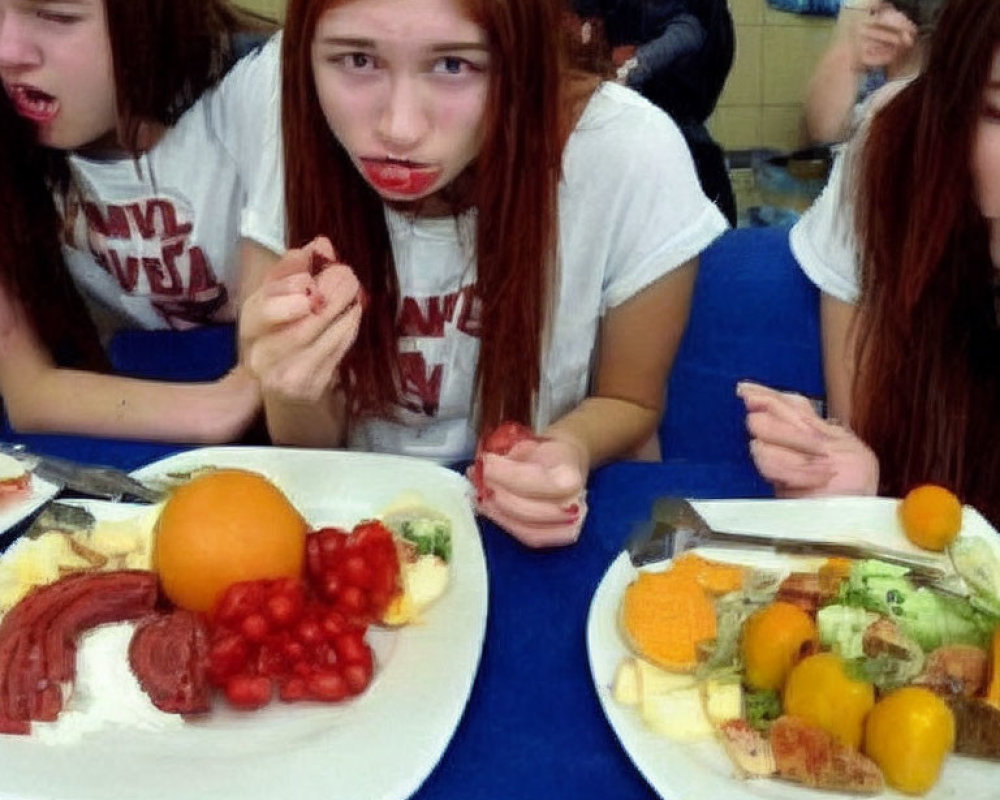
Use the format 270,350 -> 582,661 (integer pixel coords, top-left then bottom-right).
0,422 -> 770,800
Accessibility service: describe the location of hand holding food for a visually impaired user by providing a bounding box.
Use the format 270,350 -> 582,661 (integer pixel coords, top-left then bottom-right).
240,236 -> 364,404
468,422 -> 587,548
737,381 -> 880,497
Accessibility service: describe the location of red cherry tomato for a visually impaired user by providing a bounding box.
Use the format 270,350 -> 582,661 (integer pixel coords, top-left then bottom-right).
225,675 -> 273,710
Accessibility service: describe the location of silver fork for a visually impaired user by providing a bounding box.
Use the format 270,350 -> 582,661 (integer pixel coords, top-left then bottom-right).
626,497 -> 949,584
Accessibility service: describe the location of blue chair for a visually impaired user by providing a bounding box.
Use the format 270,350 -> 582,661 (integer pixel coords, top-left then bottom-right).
659,226 -> 824,485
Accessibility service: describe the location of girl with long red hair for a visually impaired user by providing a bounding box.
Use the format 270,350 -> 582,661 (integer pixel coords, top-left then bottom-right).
0,0 -> 277,441
739,0 -> 1000,527
239,0 -> 728,546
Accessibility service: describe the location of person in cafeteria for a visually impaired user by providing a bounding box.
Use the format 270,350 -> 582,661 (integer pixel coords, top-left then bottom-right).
0,0 -> 279,441
236,0 -> 729,547
804,0 -> 942,144
739,0 -> 1000,528
568,0 -> 737,225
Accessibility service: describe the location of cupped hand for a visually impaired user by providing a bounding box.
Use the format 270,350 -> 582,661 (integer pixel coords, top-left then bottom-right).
239,237 -> 363,405
736,381 -> 879,497
469,427 -> 588,548
857,5 -> 917,69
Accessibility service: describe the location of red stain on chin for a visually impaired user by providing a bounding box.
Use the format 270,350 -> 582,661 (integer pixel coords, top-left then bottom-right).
361,160 -> 440,196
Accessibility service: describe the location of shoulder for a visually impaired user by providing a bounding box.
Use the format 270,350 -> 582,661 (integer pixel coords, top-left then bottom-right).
564,82 -> 689,173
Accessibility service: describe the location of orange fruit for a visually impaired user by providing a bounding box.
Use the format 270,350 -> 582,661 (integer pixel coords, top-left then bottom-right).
620,570 -> 716,671
864,686 -> 955,794
899,484 -> 962,551
154,469 -> 307,612
783,652 -> 875,749
740,601 -> 818,691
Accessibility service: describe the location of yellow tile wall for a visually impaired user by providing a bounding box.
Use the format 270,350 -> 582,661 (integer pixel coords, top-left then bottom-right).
709,0 -> 835,152
235,0 -> 285,21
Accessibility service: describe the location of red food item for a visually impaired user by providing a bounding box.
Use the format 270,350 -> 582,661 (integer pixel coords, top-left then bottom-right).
304,522 -> 401,625
469,421 -> 540,500
129,610 -> 211,715
207,575 -> 375,710
0,571 -> 158,734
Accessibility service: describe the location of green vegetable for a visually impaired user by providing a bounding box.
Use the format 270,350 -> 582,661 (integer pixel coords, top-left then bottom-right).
744,689 -> 782,731
950,537 -> 1000,617
837,560 -> 997,651
400,518 -> 452,562
816,605 -> 879,659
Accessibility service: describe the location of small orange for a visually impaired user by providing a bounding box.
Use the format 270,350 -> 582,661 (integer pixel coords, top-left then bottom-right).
154,469 -> 307,612
899,484 -> 962,552
741,601 -> 818,691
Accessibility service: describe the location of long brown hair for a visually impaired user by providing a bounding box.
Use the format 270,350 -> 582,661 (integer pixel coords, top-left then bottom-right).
282,0 -> 596,432
854,0 -> 1000,523
105,0 -> 276,153
0,94 -> 105,370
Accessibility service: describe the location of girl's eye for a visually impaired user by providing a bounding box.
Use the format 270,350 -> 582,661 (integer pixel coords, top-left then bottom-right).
432,56 -> 471,75
335,53 -> 375,70
983,103 -> 1000,122
37,11 -> 81,23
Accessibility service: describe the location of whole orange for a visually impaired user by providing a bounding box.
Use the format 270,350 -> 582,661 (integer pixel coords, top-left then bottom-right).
741,601 -> 818,691
154,469 -> 307,612
899,484 -> 962,551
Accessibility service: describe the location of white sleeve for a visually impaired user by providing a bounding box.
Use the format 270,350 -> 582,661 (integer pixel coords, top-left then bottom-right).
203,33 -> 286,255
584,90 -> 728,310
789,145 -> 861,304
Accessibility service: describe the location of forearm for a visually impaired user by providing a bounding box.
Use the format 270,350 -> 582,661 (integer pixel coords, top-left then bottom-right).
629,14 -> 704,87
5,366 -> 256,443
804,40 -> 864,143
545,395 -> 661,476
262,388 -> 346,448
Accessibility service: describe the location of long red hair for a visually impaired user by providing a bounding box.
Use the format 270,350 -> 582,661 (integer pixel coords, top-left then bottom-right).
854,0 -> 1000,523
282,0 -> 594,432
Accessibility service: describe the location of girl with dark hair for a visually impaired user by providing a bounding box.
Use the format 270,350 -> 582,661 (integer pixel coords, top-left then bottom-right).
740,0 -> 1000,527
0,0 -> 279,441
238,0 -> 728,546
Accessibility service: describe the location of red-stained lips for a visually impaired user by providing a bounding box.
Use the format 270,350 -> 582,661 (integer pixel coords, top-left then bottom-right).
361,159 -> 440,196
7,85 -> 59,124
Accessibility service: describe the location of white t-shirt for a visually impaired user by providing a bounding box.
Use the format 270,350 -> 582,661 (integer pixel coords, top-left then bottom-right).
789,78 -> 911,304
58,34 -> 282,333
345,84 -> 726,461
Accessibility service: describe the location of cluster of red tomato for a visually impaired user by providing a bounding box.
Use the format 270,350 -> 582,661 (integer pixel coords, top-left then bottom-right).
206,521 -> 401,710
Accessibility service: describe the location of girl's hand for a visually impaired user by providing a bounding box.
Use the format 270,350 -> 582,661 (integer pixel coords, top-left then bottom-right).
856,4 -> 917,70
239,237 -> 363,405
737,381 -> 879,497
468,424 -> 588,548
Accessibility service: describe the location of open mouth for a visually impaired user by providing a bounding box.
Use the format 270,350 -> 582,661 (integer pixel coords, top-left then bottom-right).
360,158 -> 441,197
7,84 -> 60,124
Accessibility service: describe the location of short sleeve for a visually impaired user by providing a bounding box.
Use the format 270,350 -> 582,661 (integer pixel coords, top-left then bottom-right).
564,85 -> 728,310
202,33 -> 286,255
789,148 -> 861,304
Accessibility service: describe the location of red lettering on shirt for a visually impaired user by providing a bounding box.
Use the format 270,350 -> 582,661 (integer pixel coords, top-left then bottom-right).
399,351 -> 443,416
63,195 -> 228,328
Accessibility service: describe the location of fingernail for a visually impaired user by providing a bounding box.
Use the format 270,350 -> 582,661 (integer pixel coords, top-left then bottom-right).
561,502 -> 580,515
357,286 -> 369,311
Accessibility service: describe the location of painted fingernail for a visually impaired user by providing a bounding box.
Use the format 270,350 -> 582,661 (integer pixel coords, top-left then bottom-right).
561,503 -> 580,515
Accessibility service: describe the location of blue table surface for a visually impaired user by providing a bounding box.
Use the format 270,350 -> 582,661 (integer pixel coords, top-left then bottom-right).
0,424 -> 771,800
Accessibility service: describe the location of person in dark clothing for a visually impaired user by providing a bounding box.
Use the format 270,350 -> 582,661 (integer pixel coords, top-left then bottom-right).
571,0 -> 737,225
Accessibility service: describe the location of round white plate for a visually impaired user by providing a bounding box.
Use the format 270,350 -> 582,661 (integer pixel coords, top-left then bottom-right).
587,496 -> 999,800
0,446 -> 488,800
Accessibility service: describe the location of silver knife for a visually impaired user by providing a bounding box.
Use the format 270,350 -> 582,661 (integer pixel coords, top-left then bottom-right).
0,444 -> 164,504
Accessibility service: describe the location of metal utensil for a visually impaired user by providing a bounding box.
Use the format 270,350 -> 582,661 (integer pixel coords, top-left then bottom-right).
628,496 -> 949,583
0,444 -> 164,504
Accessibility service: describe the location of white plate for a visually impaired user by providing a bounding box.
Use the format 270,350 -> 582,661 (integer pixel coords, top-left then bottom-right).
0,473 -> 59,539
0,446 -> 488,800
587,496 -> 1000,800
